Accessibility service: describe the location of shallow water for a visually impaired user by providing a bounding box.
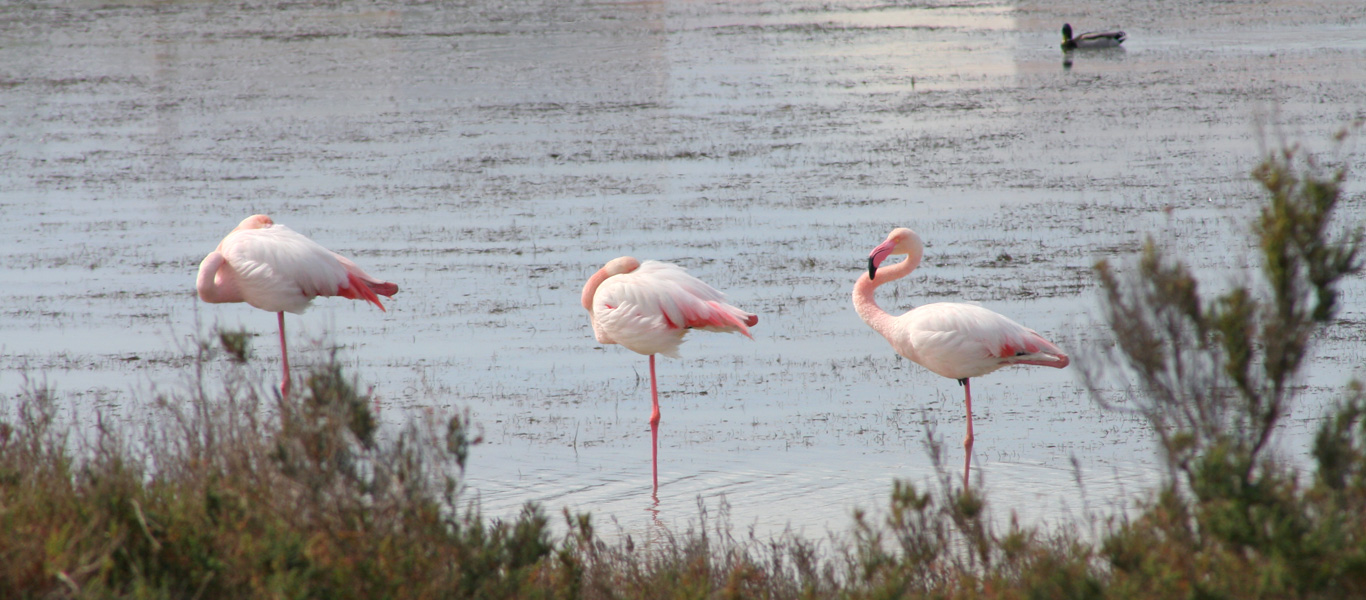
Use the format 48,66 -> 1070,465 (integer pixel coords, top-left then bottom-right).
2,0 -> 1364,542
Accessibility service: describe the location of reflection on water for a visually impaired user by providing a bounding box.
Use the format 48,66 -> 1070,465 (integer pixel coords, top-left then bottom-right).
462,439 -> 1159,543
1061,46 -> 1127,71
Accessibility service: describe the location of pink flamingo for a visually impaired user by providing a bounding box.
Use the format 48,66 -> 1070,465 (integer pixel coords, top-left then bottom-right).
581,257 -> 758,494
197,215 -> 398,398
853,228 -> 1069,486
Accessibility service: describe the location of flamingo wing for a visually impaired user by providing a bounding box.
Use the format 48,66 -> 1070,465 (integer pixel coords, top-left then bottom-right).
592,261 -> 754,357
894,302 -> 1067,380
220,225 -> 352,314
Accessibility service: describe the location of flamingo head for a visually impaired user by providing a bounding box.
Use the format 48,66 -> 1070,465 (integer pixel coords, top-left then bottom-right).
868,227 -> 924,280
603,256 -> 641,276
581,256 -> 642,310
233,214 -> 275,232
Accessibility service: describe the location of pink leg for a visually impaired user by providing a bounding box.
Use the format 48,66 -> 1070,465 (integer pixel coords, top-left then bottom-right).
278,312 -> 291,399
962,378 -> 974,487
649,354 -> 661,494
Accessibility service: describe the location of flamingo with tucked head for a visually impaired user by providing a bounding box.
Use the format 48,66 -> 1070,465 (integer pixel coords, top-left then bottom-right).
197,215 -> 398,398
853,228 -> 1069,486
582,257 -> 757,495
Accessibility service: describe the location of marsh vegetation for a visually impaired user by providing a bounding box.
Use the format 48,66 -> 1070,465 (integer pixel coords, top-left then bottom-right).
4,142 -> 1362,598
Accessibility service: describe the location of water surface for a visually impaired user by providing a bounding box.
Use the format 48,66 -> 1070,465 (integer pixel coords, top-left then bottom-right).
2,0 -> 1364,542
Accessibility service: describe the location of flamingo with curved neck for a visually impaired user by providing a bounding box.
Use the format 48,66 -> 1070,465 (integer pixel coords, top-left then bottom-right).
853,228 -> 1069,486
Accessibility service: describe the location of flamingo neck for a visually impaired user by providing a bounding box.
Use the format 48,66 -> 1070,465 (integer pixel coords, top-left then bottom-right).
852,253 -> 922,340
581,267 -> 611,311
196,252 -> 243,304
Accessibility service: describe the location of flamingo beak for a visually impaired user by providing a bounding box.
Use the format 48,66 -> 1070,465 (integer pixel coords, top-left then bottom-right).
867,240 -> 896,280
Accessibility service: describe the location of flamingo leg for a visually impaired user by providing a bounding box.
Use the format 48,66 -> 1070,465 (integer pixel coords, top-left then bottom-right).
649,354 -> 661,494
278,312 -> 291,399
961,378 -> 974,487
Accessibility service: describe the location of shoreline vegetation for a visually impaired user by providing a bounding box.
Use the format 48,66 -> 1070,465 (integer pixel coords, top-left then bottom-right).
3,138 -> 1364,598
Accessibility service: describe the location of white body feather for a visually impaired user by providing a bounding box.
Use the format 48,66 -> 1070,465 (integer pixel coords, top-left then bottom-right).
198,216 -> 392,315
587,260 -> 753,358
216,224 -> 351,313
883,302 -> 1063,381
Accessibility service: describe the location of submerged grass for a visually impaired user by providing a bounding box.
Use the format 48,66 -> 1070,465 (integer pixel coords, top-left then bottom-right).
3,136 -> 1365,598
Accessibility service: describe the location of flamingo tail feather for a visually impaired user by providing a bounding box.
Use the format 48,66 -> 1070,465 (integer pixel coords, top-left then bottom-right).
338,272 -> 397,311
683,301 -> 756,338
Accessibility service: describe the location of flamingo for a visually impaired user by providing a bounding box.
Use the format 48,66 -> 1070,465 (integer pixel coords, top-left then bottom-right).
853,228 -> 1069,486
197,214 -> 398,398
581,257 -> 758,494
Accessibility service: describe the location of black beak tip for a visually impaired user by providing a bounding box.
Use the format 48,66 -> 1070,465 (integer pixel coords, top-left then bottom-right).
867,257 -> 877,280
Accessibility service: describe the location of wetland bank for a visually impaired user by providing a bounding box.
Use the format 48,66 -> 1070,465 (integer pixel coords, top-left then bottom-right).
3,0 -> 1365,548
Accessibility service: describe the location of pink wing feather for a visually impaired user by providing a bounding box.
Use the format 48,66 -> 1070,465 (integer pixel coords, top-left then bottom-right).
332,253 -> 399,310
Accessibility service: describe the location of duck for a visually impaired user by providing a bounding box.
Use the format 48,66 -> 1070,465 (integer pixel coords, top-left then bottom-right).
1060,23 -> 1126,50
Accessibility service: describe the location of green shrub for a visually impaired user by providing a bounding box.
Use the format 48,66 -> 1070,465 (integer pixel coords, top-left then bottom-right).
0,352 -> 560,599
1086,133 -> 1366,599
